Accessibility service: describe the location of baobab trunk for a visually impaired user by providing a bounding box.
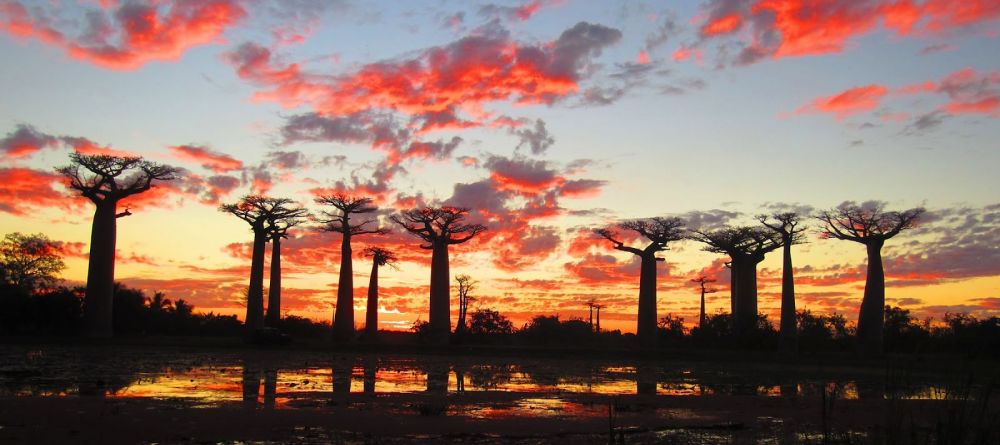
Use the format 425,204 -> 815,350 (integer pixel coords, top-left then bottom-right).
734,260 -> 759,333
266,237 -> 281,326
699,288 -> 707,328
428,242 -> 451,342
333,235 -> 354,341
729,265 -> 737,315
365,261 -> 379,340
636,254 -> 658,348
245,230 -> 267,334
857,241 -> 885,354
84,201 -> 118,337
779,242 -> 797,351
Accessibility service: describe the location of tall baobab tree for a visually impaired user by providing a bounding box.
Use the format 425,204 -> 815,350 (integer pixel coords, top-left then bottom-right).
316,193 -> 386,342
691,276 -> 717,328
391,207 -> 486,342
758,212 -> 807,351
265,217 -> 306,327
220,196 -> 307,336
363,246 -> 397,341
593,303 -> 605,333
690,226 -> 782,333
454,274 -> 476,337
595,217 -> 685,348
816,203 -> 924,354
585,299 -> 597,331
57,153 -> 179,337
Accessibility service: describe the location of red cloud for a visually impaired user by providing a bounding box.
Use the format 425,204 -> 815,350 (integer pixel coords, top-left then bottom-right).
0,167 -> 75,215
701,13 -> 742,36
228,21 -> 621,124
0,0 -> 246,70
697,0 -> 1000,64
794,84 -> 889,120
937,67 -> 1000,115
170,145 -> 243,173
0,124 -> 57,159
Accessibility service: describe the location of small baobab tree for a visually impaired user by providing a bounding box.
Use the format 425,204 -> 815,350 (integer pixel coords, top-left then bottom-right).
391,207 -> 487,343
816,202 -> 924,354
316,193 -> 386,342
455,274 -> 477,337
57,153 -> 179,337
266,217 -> 306,327
758,212 -> 807,351
690,226 -> 782,333
690,276 -> 717,328
595,217 -> 685,348
220,196 -> 307,336
363,246 -> 397,340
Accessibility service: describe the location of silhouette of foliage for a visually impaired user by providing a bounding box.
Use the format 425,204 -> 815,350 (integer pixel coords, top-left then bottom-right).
468,309 -> 514,337
0,232 -> 65,291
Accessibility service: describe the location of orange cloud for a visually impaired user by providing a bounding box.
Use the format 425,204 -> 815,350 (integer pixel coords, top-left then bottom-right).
794,84 -> 889,120
169,145 -> 243,173
1,0 -> 246,70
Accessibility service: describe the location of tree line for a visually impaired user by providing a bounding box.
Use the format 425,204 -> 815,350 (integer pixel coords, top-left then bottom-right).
4,152 -> 989,356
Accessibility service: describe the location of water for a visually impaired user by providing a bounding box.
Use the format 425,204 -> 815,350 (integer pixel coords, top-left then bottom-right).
0,345 -> 992,444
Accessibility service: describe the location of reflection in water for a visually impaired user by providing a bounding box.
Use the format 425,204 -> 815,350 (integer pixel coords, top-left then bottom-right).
363,356 -> 377,395
0,347 -> 967,420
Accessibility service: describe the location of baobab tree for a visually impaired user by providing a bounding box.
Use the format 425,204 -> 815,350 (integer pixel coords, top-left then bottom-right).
265,217 -> 306,327
595,217 -> 685,348
316,193 -> 386,341
363,246 -> 397,341
816,203 -> 924,354
758,212 -> 807,351
57,153 -> 179,337
220,196 -> 307,336
690,276 -> 717,328
454,274 -> 477,337
690,226 -> 782,333
391,207 -> 486,343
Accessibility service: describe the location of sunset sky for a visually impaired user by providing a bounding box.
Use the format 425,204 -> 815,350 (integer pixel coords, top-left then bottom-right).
1,0 -> 999,332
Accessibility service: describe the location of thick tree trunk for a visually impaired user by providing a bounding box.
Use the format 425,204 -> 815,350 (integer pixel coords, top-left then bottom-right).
428,242 -> 451,343
365,261 -> 379,340
699,289 -> 706,328
266,237 -> 281,327
245,230 -> 267,335
857,241 -> 885,355
729,265 -> 737,315
734,259 -> 758,333
636,254 -> 658,348
333,234 -> 355,341
84,201 -> 118,337
779,242 -> 797,351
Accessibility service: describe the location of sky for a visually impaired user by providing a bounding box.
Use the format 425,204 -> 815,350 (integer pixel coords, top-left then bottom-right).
1,0 -> 999,333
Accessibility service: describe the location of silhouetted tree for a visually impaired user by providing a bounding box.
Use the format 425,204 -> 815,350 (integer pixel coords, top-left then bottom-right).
468,308 -> 514,336
265,217 -> 305,327
690,276 -> 717,328
0,232 -> 65,291
758,212 -> 807,351
816,202 -> 924,354
595,217 -> 685,348
57,153 -> 179,337
317,193 -> 386,342
690,226 -> 782,333
391,207 -> 486,343
455,274 -> 476,336
220,196 -> 307,336
363,246 -> 397,341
